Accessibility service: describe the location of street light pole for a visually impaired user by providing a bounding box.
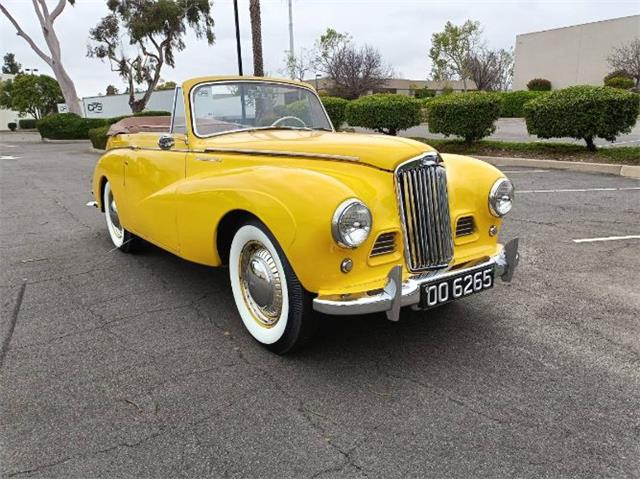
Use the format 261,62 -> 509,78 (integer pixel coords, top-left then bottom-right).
233,0 -> 243,76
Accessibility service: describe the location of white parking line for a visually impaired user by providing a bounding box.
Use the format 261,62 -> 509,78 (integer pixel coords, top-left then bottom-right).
501,169 -> 550,173
519,187 -> 640,194
573,235 -> 640,243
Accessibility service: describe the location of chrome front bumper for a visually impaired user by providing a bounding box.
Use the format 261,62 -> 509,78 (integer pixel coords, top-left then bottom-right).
313,238 -> 519,321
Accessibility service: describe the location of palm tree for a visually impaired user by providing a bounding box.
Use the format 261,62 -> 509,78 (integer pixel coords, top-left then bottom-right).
249,0 -> 264,77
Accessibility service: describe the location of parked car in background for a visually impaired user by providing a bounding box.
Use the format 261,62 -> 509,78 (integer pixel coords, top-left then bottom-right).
90,76 -> 519,353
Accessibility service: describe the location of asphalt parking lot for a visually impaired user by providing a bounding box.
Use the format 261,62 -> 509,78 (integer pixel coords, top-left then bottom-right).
1,138 -> 639,478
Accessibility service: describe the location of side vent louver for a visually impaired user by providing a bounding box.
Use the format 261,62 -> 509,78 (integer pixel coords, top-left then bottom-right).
370,232 -> 397,257
455,216 -> 475,237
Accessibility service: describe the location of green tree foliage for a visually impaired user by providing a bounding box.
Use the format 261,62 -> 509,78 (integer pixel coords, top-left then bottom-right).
429,20 -> 481,91
346,94 -> 421,135
2,53 -> 22,74
320,96 -> 348,128
526,78 -> 551,91
0,74 -> 63,119
88,0 -> 215,113
524,85 -> 640,151
156,81 -> 177,91
106,84 -> 119,95
427,92 -> 501,143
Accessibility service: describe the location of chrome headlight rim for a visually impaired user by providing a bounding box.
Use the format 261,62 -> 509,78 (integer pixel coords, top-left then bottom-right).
489,178 -> 514,217
331,198 -> 372,249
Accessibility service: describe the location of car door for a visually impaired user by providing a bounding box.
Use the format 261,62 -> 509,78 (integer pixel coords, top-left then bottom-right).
123,133 -> 187,253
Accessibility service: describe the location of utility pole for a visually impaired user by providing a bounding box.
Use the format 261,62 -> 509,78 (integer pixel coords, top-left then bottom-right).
288,0 -> 294,58
233,0 -> 243,76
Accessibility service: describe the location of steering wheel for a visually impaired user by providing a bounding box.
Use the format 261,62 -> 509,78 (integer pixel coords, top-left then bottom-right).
271,116 -> 307,128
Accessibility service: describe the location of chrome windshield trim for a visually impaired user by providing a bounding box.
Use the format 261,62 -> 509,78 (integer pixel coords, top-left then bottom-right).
188,79 -> 335,139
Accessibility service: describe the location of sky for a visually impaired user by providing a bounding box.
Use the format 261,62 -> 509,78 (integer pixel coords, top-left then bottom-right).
1,0 -> 639,97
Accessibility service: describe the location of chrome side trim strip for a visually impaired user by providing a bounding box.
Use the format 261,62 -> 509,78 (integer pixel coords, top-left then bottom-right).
203,147 -> 359,162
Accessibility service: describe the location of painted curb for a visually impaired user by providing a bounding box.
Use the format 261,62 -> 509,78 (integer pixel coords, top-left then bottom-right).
474,155 -> 640,179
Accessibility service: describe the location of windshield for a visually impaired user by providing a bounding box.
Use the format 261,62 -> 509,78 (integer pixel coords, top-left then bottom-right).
191,81 -> 333,137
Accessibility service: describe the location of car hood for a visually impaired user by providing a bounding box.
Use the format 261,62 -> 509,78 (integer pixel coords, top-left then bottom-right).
196,129 -> 434,171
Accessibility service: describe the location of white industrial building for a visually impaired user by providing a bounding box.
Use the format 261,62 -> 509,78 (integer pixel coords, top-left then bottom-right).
513,15 -> 640,90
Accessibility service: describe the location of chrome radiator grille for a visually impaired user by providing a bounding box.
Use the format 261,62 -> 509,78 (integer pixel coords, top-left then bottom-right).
395,156 -> 453,271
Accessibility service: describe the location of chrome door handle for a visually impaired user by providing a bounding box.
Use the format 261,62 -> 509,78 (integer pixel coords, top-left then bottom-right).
195,156 -> 222,163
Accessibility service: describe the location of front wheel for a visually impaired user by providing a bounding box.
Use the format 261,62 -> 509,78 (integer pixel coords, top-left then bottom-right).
229,220 -> 317,354
103,181 -> 140,253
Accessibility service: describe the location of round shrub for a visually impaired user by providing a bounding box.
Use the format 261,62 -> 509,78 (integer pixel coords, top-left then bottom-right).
88,125 -> 110,150
345,94 -> 421,135
426,92 -> 501,143
527,78 -> 552,91
18,118 -> 37,129
604,70 -> 633,83
604,76 -> 635,90
413,88 -> 436,99
321,96 -> 348,128
8,122 -> 17,131
36,113 -> 107,139
499,91 -> 548,118
524,85 -> 640,151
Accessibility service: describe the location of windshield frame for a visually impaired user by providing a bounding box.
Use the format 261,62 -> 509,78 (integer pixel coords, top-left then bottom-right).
188,79 -> 335,139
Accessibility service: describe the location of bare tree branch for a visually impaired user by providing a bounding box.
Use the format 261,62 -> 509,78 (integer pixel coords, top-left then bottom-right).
0,3 -> 52,65
49,0 -> 67,22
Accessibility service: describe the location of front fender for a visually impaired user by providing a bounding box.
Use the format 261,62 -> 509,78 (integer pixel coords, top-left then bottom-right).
175,162 -> 401,294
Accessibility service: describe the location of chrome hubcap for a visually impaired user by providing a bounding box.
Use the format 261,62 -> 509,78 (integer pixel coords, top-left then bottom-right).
239,241 -> 283,327
107,190 -> 123,239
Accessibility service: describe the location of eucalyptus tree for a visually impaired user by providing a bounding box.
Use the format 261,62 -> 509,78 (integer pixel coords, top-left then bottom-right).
88,0 -> 215,113
0,0 -> 82,114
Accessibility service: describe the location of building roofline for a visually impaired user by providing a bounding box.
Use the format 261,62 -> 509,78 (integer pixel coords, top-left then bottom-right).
516,14 -> 639,38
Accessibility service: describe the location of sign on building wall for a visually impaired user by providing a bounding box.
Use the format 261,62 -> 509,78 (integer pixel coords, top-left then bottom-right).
81,89 -> 176,118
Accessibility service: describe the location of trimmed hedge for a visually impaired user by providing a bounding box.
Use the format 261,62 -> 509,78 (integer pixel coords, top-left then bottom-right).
499,91 -> 548,118
605,76 -> 635,90
345,94 -> 421,135
18,118 -> 37,129
37,110 -> 171,140
427,92 -> 501,143
36,113 -> 107,140
527,78 -> 551,91
88,125 -> 110,150
321,96 -> 348,128
524,85 -> 640,151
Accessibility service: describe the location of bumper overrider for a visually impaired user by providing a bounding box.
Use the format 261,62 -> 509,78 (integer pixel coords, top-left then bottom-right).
313,238 -> 520,321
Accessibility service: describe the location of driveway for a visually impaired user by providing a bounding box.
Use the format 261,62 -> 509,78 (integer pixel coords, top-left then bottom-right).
1,138 -> 639,477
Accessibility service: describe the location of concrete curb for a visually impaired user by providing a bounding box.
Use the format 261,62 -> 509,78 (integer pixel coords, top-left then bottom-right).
474,155 -> 640,179
42,138 -> 91,144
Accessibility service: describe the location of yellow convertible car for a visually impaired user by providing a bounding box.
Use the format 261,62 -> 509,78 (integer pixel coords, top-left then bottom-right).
91,76 -> 519,353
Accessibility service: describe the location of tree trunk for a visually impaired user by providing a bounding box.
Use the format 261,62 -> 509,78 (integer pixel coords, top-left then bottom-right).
584,136 -> 597,152
249,0 -> 264,77
51,61 -> 82,115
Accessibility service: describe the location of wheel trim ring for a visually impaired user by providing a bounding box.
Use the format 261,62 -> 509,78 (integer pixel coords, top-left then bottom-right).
238,240 -> 283,328
104,184 -> 124,247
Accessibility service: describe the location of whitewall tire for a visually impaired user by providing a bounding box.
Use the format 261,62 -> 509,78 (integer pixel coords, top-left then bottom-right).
103,181 -> 140,253
229,220 -> 317,353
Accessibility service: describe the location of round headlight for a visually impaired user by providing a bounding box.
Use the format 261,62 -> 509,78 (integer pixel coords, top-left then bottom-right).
489,178 -> 514,217
332,199 -> 372,248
